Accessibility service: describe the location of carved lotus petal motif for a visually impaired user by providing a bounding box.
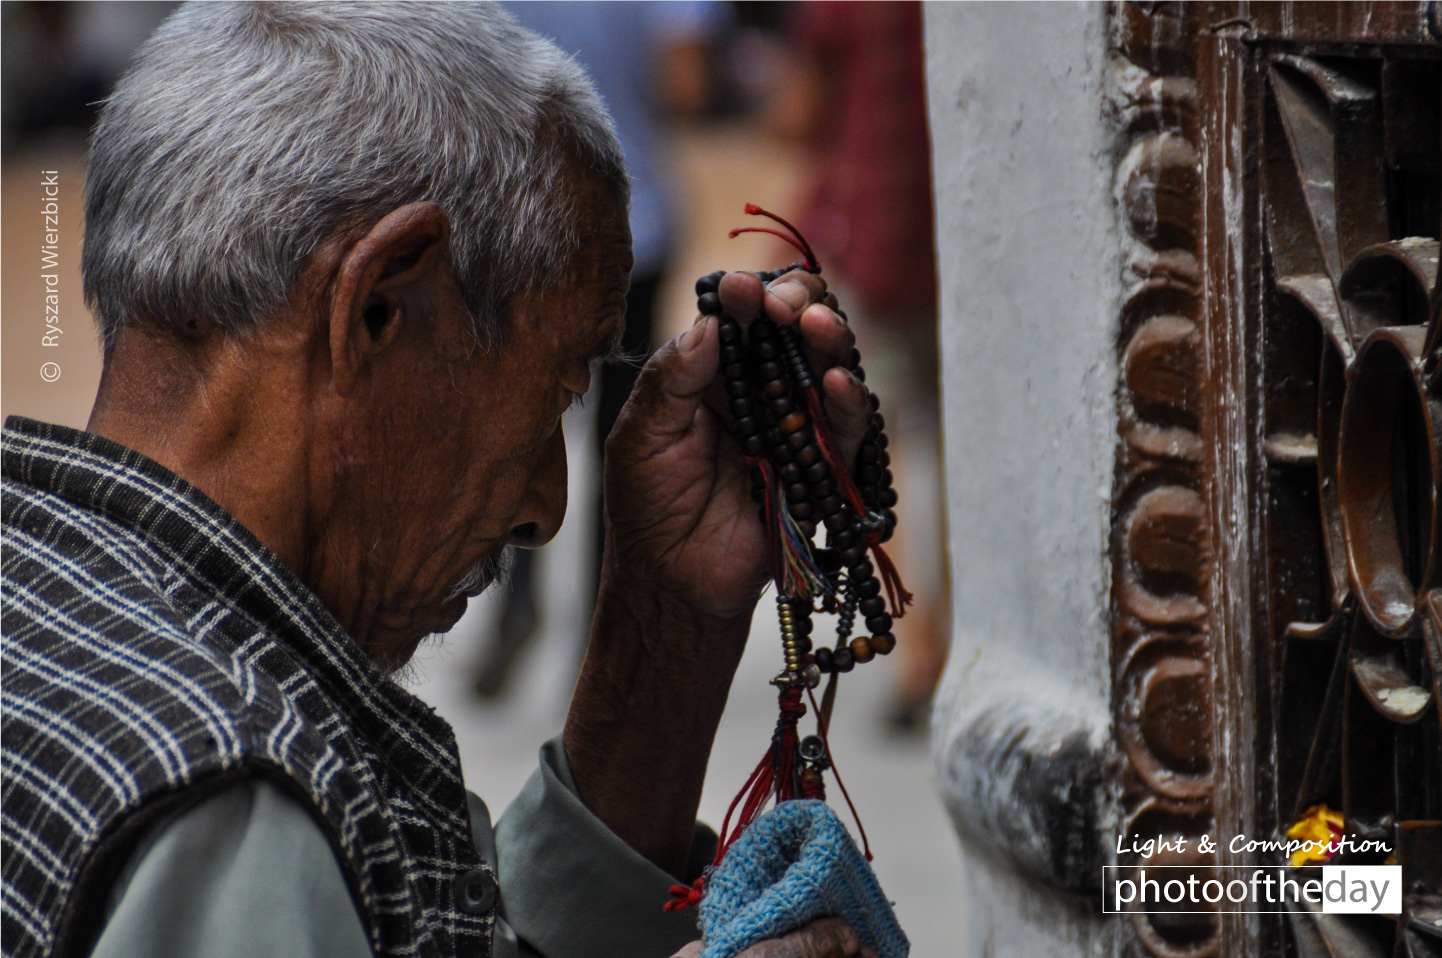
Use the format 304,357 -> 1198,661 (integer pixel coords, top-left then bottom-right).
1127,486 -> 1210,590
1125,317 -> 1201,427
1120,133 -> 1201,253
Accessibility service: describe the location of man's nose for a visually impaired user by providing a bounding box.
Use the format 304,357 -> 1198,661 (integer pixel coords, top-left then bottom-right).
508,428 -> 568,548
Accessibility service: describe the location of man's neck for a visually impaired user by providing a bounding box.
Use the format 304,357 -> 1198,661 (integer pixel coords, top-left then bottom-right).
87,324 -> 318,577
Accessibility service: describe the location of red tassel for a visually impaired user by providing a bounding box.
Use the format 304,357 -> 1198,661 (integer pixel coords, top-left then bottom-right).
733,759 -> 777,834
871,544 -> 913,620
748,456 -> 783,585
729,227 -> 813,264
800,384 -> 914,620
665,878 -> 705,912
805,687 -> 873,861
664,687 -> 807,912
740,204 -> 819,271
772,691 -> 803,803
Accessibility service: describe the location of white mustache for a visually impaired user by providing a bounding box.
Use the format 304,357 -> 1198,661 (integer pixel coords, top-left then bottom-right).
444,546 -> 516,602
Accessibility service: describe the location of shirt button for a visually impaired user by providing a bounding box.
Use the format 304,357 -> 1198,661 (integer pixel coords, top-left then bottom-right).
454,869 -> 498,915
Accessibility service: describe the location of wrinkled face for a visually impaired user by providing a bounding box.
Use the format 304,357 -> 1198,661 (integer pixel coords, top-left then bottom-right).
330,173 -> 631,671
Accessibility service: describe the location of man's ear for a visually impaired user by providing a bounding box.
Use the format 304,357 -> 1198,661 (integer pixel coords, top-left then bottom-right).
329,202 -> 452,398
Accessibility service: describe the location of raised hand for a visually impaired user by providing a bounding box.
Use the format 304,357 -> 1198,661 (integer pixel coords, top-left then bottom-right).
602,268 -> 871,624
564,268 -> 872,878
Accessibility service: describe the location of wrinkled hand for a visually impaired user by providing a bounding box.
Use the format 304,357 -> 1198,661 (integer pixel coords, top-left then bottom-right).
670,918 -> 879,958
565,270 -> 872,876
603,270 -> 871,627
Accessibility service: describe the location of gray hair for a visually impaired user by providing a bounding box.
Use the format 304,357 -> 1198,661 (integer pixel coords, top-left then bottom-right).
82,1 -> 627,351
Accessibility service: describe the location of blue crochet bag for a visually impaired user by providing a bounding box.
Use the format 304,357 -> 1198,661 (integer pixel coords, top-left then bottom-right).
697,800 -> 909,958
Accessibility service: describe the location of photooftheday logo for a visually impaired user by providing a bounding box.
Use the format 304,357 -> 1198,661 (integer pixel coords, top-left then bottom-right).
1103,865 -> 1401,915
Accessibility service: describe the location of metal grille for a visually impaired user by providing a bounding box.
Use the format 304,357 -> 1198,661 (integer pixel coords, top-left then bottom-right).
1258,44 -> 1441,958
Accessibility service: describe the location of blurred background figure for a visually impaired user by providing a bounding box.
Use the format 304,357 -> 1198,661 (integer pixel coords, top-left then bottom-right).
468,0 -> 729,700
767,0 -> 948,731
2,2 -> 174,150
2,2 -> 179,433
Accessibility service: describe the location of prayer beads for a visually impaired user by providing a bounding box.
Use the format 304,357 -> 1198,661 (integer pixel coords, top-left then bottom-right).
693,229 -> 909,689
665,208 -> 910,912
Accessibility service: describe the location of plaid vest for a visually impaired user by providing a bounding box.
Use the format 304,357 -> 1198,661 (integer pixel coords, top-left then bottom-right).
1,418 -> 493,958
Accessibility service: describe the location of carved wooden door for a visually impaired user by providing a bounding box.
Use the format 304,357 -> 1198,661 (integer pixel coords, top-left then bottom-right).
1111,3 -> 1440,956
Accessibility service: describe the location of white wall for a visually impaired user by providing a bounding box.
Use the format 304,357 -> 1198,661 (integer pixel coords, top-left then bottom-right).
925,3 -> 1121,953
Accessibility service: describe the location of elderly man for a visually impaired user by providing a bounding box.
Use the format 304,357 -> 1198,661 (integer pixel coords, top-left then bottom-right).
1,4 -> 876,958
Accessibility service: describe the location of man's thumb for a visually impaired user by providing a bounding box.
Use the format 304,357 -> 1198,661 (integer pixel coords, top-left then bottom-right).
611,316 -> 718,454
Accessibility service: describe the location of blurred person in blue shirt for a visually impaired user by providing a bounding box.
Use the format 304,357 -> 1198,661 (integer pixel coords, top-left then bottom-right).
474,1 -> 729,697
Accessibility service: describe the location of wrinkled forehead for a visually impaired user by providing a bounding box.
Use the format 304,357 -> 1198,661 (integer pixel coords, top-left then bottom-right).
570,163 -> 634,273
566,207 -> 631,363
497,169 -> 631,362
560,165 -> 634,315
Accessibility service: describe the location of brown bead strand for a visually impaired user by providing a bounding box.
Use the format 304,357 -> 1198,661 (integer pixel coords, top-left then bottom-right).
695,267 -> 900,680
773,325 -> 896,671
751,319 -> 827,538
699,272 -> 772,524
754,323 -> 815,525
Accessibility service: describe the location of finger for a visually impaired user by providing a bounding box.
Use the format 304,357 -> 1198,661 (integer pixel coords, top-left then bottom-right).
719,270 -> 765,332
698,369 -> 736,424
821,367 -> 870,469
795,303 -> 855,376
610,316 -> 718,460
670,943 -> 703,958
743,917 -> 863,958
698,276 -> 754,422
762,270 -> 828,327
